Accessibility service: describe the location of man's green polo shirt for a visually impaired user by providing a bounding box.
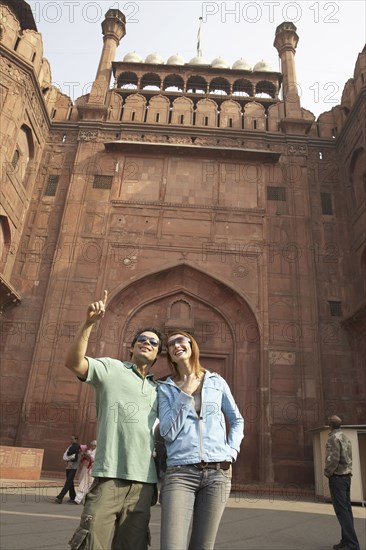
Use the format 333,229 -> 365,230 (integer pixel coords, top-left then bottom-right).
85,357 -> 158,483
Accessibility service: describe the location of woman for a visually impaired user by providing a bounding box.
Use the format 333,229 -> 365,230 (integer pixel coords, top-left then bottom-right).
158,331 -> 244,550
73,440 -> 97,505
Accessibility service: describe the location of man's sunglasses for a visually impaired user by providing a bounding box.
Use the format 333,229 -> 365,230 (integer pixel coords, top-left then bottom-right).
167,336 -> 191,348
136,335 -> 160,348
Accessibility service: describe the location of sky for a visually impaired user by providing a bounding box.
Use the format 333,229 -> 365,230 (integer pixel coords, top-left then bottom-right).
28,0 -> 366,118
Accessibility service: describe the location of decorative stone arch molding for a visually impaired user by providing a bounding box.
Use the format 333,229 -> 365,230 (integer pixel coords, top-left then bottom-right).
165,296 -> 194,333
84,263 -> 262,483
349,147 -> 365,206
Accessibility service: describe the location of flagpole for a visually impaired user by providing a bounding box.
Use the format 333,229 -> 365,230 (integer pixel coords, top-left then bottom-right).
197,16 -> 203,57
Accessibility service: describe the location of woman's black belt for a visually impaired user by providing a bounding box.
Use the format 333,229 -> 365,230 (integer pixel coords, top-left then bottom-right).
190,461 -> 232,471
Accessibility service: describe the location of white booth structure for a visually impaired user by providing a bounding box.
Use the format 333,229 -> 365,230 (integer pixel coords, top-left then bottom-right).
310,425 -> 366,505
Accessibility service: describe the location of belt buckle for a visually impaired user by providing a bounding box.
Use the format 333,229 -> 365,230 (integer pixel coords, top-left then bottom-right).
196,461 -> 208,470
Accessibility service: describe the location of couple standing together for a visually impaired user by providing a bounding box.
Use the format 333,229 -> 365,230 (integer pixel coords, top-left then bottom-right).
68,291 -> 244,550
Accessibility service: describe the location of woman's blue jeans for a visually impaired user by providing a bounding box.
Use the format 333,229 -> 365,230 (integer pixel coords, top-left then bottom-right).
160,465 -> 232,550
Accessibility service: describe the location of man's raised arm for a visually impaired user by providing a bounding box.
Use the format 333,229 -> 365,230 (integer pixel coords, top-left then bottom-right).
65,290 -> 108,379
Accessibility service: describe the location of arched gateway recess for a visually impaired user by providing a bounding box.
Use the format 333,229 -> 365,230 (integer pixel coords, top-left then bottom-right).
83,265 -> 261,483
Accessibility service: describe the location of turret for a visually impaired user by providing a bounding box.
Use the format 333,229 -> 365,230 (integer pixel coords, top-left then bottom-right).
81,9 -> 126,119
274,22 -> 311,133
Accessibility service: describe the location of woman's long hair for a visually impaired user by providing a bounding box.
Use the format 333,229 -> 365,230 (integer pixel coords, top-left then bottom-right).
166,331 -> 206,379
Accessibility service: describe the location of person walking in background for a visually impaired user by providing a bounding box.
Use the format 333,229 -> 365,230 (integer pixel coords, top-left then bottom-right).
72,440 -> 97,505
158,331 -> 244,550
324,415 -> 360,550
66,290 -> 163,550
54,435 -> 81,504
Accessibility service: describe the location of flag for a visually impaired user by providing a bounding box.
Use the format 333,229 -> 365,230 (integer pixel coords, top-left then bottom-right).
197,17 -> 203,57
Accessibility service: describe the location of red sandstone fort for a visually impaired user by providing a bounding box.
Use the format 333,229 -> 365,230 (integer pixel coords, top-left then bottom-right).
0,0 -> 365,487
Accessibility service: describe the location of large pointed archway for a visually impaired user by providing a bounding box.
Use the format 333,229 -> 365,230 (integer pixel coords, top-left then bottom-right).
83,264 -> 261,483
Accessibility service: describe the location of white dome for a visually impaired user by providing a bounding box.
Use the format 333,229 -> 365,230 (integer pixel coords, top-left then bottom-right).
253,60 -> 273,72
167,54 -> 185,65
123,51 -> 142,63
232,58 -> 252,71
189,55 -> 209,65
144,53 -> 164,64
211,56 -> 230,69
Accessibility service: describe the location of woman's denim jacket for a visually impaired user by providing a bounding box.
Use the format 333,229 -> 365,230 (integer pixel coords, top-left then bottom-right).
158,371 -> 244,467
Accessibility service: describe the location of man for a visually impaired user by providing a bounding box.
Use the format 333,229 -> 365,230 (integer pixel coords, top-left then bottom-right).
54,435 -> 81,504
67,290 -> 162,550
324,415 -> 360,550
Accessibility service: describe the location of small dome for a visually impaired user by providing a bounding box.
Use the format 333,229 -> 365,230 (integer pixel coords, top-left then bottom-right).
253,60 -> 273,72
211,56 -> 230,69
189,55 -> 209,65
232,58 -> 252,71
167,54 -> 185,65
123,51 -> 142,63
144,53 -> 164,64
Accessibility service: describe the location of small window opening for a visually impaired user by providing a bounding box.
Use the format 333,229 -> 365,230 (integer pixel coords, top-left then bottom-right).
321,192 -> 333,215
11,149 -> 20,169
328,301 -> 342,317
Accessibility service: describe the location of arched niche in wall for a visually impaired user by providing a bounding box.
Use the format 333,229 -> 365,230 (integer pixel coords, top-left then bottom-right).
166,297 -> 194,332
12,124 -> 35,186
121,93 -> 147,122
171,96 -> 194,125
0,215 -> 11,272
90,263 -> 261,483
244,102 -> 266,130
267,103 -> 280,132
195,98 -> 218,127
146,95 -> 170,124
349,147 -> 365,206
219,100 -> 242,128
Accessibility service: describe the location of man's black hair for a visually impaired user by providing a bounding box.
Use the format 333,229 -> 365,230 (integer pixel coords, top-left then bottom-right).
131,327 -> 164,355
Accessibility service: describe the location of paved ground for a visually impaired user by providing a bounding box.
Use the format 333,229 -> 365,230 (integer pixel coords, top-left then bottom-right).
0,482 -> 365,550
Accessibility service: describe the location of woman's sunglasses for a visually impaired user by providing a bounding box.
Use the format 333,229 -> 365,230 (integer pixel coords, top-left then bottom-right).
167,336 -> 191,348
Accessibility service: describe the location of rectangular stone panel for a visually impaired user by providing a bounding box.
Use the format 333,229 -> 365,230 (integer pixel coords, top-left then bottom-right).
0,446 -> 44,480
218,161 -> 259,208
165,158 -> 215,205
120,156 -> 163,201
